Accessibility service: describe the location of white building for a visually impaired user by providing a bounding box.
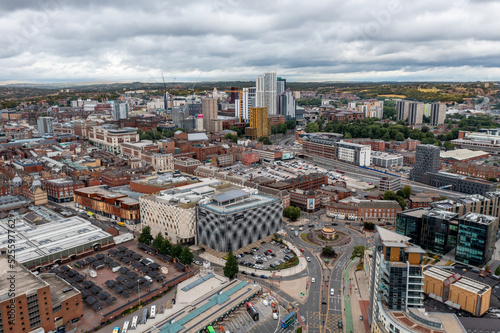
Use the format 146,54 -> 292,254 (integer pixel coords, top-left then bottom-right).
139,178 -> 222,244
256,72 -> 277,115
37,116 -> 54,136
335,141 -> 371,166
113,100 -> 129,120
88,125 -> 139,154
371,152 -> 403,168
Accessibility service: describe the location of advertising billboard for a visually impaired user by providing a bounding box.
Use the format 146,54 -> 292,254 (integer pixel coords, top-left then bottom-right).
282,152 -> 294,160
307,198 -> 315,210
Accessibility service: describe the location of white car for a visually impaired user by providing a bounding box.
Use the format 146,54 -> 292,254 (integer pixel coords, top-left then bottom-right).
311,278 -> 315,283
291,227 -> 294,231
273,312 -> 278,320
331,288 -> 335,296
306,257 -> 311,262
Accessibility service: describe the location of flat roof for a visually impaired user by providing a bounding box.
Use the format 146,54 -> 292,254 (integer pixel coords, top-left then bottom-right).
212,189 -> 249,203
202,193 -> 275,214
0,216 -> 112,265
0,255 -> 47,300
440,149 -> 489,160
452,276 -> 490,295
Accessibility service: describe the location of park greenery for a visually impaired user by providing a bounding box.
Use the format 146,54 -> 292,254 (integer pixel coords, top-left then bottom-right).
147,232 -> 193,265
138,226 -> 154,245
382,185 -> 413,210
258,136 -> 272,145
224,251 -> 239,279
283,206 -> 301,221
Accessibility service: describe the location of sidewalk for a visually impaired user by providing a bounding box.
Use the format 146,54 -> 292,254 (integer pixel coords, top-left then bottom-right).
199,239 -> 307,277
347,258 -> 370,333
342,260 -> 356,333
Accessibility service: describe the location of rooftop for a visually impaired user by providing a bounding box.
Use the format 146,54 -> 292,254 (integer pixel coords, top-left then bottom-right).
0,255 -> 47,300
459,212 -> 497,225
440,149 -> 489,161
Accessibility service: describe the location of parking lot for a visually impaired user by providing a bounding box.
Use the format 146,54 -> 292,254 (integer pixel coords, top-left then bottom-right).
236,240 -> 298,272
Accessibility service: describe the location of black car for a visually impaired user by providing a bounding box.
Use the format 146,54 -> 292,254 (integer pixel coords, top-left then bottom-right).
241,271 -> 248,275
308,224 -> 314,228
333,223 -> 338,226
338,320 -> 343,329
251,273 -> 257,277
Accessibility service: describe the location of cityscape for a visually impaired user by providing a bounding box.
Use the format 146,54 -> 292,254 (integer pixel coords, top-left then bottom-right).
1,2 -> 500,333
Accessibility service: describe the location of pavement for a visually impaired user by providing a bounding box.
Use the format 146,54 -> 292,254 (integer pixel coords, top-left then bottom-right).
345,258 -> 371,333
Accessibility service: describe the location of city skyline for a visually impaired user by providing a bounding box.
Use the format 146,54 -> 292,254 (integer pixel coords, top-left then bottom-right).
1,0 -> 500,83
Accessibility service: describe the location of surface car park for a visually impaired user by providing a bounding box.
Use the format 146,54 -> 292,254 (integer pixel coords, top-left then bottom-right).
237,241 -> 297,271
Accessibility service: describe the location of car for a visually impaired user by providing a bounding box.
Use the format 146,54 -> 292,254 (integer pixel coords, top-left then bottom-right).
306,257 -> 311,262
251,273 -> 257,277
300,248 -> 304,252
333,223 -> 338,226
260,275 -> 268,279
338,320 -> 343,329
290,227 -> 294,231
311,278 -> 315,283
68,318 -> 80,324
241,271 -> 248,275
56,327 -> 66,333
267,250 -> 273,253
299,226 -> 303,231
194,260 -> 202,266
308,224 -> 314,228
273,312 -> 279,320
331,288 -> 334,296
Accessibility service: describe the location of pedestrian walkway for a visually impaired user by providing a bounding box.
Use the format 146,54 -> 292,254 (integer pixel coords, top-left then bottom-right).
348,258 -> 371,333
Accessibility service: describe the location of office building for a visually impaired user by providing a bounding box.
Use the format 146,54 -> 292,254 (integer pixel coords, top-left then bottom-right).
420,209 -> 459,255
289,189 -> 320,212
455,212 -> 498,266
245,107 -> 270,139
451,131 -> 500,155
408,102 -> 424,125
0,251 -> 83,333
202,98 -> 218,132
409,144 -> 440,182
335,141 -> 371,166
301,133 -> 342,160
113,100 -> 129,120
396,100 -> 410,122
140,178 -> 221,244
430,102 -> 446,126
37,116 -> 54,136
256,72 -> 277,115
371,152 -> 403,168
88,124 -> 139,154
430,192 -> 500,219
423,266 -> 491,317
378,176 -> 402,192
197,189 -> 282,253
368,227 -> 426,327
45,177 -> 85,203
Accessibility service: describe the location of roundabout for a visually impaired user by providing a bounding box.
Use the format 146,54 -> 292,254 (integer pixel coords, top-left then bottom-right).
306,226 -> 352,247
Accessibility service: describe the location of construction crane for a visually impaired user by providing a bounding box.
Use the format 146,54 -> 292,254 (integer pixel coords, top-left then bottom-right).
223,89 -> 245,123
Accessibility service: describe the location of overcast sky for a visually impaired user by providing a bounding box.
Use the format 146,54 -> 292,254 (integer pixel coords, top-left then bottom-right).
1,0 -> 500,83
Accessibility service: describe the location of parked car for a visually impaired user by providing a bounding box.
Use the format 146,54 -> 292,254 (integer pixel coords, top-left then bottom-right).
251,273 -> 257,277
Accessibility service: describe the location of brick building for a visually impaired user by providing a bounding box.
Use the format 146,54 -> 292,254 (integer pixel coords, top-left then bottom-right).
0,253 -> 83,333
101,170 -> 131,187
290,189 -> 321,212
241,151 -> 260,166
45,178 -> 85,203
451,162 -> 500,180
13,159 -> 44,173
173,157 -> 202,174
74,186 -> 140,224
327,200 -> 401,222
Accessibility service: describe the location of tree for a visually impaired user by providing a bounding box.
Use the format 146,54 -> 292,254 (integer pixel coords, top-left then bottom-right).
383,190 -> 396,200
283,206 -> 301,221
285,120 -> 296,130
322,246 -> 336,257
258,136 -> 272,145
363,222 -> 375,231
159,238 -> 172,255
487,177 -> 498,182
152,232 -> 164,250
443,141 -> 455,150
351,245 -> 366,260
402,185 -> 413,198
495,265 -> 500,276
396,196 -> 407,210
396,189 -> 406,198
224,133 -> 238,143
304,122 -> 319,133
223,251 -> 239,279
179,246 -> 194,265
395,132 -> 405,141
138,226 -> 153,245
382,132 -> 391,141
171,243 -> 183,258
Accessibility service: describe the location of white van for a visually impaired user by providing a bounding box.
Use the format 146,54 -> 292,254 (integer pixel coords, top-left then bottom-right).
150,305 -> 156,319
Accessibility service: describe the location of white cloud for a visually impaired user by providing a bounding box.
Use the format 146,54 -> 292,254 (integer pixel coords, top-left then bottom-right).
0,0 -> 499,82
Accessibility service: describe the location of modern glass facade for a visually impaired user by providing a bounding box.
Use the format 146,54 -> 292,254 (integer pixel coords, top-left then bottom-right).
455,213 -> 498,266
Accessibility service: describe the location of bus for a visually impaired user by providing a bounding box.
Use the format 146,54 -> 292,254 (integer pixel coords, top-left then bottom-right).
112,328 -> 120,333
246,302 -> 259,321
150,305 -> 156,319
130,316 -> 138,330
206,326 -> 215,333
140,308 -> 148,324
122,321 -> 129,333
280,311 -> 296,329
